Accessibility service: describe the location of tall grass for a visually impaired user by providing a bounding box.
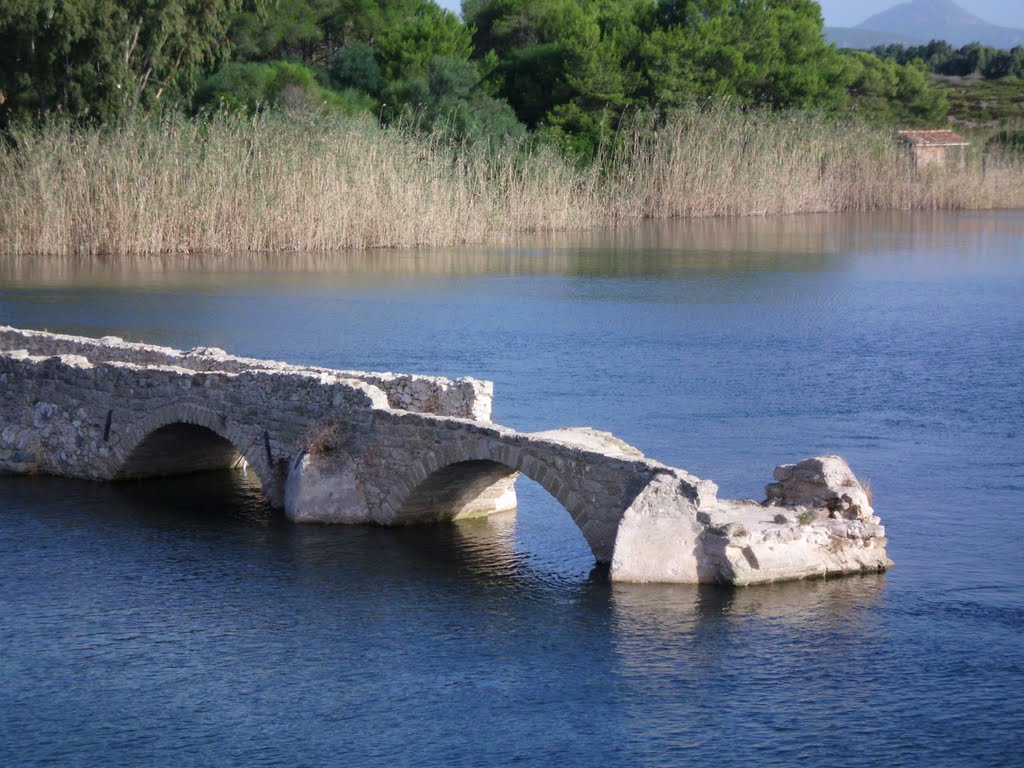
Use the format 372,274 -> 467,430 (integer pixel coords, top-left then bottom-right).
1,107 -> 1020,256
0,111 -> 602,256
605,106 -> 1024,218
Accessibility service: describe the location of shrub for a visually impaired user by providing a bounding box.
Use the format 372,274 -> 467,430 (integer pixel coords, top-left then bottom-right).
987,129 -> 1024,157
329,43 -> 383,95
195,61 -> 375,116
306,420 -> 340,458
193,62 -> 273,113
797,509 -> 819,526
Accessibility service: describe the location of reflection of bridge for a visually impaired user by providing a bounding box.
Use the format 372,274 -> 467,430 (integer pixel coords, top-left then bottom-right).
1,326 -> 891,585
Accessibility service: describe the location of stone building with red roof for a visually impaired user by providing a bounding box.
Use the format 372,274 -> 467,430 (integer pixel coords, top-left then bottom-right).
897,130 -> 970,169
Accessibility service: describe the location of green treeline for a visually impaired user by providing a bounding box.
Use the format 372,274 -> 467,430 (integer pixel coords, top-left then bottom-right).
1,1 -> 952,156
870,41 -> 1024,81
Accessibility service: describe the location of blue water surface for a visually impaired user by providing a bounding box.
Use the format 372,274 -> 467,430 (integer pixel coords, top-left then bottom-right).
1,211 -> 1022,766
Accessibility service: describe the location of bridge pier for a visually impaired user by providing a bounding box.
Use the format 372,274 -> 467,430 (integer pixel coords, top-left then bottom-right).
1,326 -> 892,585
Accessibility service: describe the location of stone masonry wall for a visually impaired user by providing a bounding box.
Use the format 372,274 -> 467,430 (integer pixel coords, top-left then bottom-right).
299,411 -> 720,563
0,348 -> 386,505
0,326 -> 492,421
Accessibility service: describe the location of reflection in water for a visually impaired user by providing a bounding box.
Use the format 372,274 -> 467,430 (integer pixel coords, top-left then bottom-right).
112,469 -> 275,528
2,210 -> 1020,287
101,472 -> 580,590
611,577 -> 885,637
609,578 -> 892,760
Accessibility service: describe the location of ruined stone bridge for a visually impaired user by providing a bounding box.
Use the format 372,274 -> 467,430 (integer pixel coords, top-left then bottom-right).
0,326 -> 891,584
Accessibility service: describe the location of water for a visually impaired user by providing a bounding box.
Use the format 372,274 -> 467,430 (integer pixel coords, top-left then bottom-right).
1,211 -> 1022,766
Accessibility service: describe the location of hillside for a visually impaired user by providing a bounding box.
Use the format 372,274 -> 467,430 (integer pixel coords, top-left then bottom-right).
935,75 -> 1024,131
828,0 -> 1024,50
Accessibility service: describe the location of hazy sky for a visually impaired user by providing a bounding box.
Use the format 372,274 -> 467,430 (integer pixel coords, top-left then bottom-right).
818,1 -> 1024,28
435,1 -> 1024,29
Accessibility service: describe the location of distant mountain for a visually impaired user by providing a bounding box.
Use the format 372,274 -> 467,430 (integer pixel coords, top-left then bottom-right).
826,0 -> 1024,50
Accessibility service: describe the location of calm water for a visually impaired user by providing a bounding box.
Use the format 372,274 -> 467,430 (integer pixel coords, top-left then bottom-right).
1,211 -> 1022,766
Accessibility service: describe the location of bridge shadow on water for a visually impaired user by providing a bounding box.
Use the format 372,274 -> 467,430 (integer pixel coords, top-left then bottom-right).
0,468 -> 889,624
5,467 -> 597,587
1,467 -> 891,697
4,466 -> 888,618
116,424 -> 250,481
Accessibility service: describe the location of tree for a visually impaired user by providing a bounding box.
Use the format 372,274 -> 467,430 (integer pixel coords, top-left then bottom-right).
464,0 -> 649,153
225,0 -> 426,66
937,43 -> 998,77
981,51 -> 1017,80
0,0 -> 242,127
375,1 -> 473,82
380,55 -> 525,146
228,0 -> 324,63
463,0 -> 855,158
329,41 -> 382,93
844,51 -> 948,126
642,0 -> 848,110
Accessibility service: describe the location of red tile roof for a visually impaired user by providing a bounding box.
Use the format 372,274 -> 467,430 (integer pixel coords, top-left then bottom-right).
897,130 -> 969,146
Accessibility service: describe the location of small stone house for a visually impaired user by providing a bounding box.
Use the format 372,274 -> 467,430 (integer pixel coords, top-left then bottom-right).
897,130 -> 970,169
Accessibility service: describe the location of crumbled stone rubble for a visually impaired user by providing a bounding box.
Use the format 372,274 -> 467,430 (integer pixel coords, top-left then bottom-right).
611,456 -> 891,584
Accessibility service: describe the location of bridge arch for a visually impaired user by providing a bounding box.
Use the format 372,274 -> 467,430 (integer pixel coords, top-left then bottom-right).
384,436 -> 619,562
110,403 -> 275,494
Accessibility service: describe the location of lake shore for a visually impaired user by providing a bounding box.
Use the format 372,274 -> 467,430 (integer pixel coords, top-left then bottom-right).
3,108 -> 1022,257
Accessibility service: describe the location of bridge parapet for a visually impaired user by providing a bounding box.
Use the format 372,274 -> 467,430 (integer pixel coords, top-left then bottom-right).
0,346 -> 388,505
0,326 -> 491,420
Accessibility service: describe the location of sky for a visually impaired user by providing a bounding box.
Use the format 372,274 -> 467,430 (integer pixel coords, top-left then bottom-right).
817,1 -> 1024,28
434,1 -> 1024,30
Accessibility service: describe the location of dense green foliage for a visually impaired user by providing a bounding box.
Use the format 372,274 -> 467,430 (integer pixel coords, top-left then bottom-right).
0,0 -> 241,127
844,51 -> 948,126
1,0 -> 961,150
192,60 -> 375,113
870,41 -> 1024,80
462,0 -> 861,156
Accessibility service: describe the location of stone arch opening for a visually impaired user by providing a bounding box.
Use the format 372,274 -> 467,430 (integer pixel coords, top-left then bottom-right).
116,423 -> 256,482
389,441 -> 619,563
393,460 -> 519,524
111,403 -> 277,502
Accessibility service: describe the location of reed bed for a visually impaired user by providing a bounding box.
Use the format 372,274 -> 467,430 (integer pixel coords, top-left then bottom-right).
0,111 -> 603,256
606,106 -> 1024,218
1,107 -> 1020,256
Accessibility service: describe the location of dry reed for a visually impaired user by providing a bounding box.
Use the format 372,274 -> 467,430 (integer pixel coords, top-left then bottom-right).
305,419 -> 341,458
1,107 -> 1020,257
604,106 -> 1024,218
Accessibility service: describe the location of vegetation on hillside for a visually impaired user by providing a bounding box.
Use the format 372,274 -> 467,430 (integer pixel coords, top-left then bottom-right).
862,40 -> 1024,137
870,40 -> 1024,80
934,76 -> 1024,129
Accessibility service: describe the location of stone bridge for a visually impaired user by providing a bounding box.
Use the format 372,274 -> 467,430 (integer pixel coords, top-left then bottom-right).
0,326 -> 891,585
